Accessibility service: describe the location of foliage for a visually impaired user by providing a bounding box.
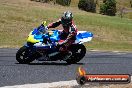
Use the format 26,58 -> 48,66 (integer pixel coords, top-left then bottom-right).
130,0 -> 132,7
78,0 -> 96,13
30,0 -> 50,3
30,0 -> 71,6
55,0 -> 71,6
100,0 -> 117,16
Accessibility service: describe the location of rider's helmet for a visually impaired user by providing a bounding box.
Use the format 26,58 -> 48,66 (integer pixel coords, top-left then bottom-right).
61,11 -> 73,26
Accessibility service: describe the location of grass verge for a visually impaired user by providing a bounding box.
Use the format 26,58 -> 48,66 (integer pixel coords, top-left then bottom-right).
0,0 -> 132,51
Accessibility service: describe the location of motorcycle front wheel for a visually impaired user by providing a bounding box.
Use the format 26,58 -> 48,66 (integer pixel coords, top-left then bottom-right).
16,46 -> 36,64
66,44 -> 86,64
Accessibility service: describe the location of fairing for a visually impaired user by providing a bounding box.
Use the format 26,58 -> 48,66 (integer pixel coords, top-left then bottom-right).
27,28 -> 93,47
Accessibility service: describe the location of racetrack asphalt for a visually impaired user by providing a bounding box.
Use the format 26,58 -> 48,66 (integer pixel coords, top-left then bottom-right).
0,48 -> 132,87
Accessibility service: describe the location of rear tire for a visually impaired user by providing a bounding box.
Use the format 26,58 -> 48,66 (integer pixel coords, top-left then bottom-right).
16,46 -> 36,64
66,44 -> 86,64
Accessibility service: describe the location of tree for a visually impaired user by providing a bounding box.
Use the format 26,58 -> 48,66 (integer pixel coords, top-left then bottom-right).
130,0 -> 132,8
78,0 -> 96,13
100,0 -> 117,16
30,0 -> 71,6
56,0 -> 71,6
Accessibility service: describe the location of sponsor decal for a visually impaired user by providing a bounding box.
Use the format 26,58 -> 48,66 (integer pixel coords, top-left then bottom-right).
76,67 -> 131,85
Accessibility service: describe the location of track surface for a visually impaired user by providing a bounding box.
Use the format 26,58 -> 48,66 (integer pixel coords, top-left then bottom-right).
0,48 -> 132,87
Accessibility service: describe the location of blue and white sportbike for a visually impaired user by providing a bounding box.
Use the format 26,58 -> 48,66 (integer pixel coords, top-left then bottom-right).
16,21 -> 93,64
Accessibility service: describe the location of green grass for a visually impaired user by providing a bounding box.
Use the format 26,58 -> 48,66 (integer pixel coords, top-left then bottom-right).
85,38 -> 132,51
0,0 -> 132,51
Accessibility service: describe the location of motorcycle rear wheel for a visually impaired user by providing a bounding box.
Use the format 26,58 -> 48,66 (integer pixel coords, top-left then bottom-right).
66,44 -> 86,64
16,46 -> 36,64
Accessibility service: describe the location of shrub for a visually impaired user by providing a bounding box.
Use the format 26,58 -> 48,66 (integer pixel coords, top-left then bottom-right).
100,0 -> 117,16
130,0 -> 132,8
30,0 -> 53,3
78,0 -> 96,13
30,0 -> 71,6
56,0 -> 71,6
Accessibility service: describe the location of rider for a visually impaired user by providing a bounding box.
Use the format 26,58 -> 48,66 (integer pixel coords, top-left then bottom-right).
47,11 -> 78,51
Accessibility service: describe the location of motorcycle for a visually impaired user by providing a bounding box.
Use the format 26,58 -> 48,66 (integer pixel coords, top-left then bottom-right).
16,21 -> 93,64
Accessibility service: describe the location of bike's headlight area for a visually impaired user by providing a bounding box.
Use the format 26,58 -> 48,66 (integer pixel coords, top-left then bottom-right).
27,35 -> 40,43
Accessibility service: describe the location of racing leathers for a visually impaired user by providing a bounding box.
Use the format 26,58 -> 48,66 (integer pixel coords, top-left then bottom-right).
47,19 -> 78,51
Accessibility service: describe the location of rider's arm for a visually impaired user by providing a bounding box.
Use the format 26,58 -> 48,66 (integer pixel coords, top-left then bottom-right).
67,22 -> 78,40
47,19 -> 61,28
59,23 -> 77,46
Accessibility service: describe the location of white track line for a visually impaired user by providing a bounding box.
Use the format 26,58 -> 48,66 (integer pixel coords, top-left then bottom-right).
1,77 -> 131,88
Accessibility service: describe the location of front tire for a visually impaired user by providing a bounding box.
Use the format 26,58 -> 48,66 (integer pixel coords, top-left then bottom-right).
16,46 -> 36,64
66,44 -> 86,64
